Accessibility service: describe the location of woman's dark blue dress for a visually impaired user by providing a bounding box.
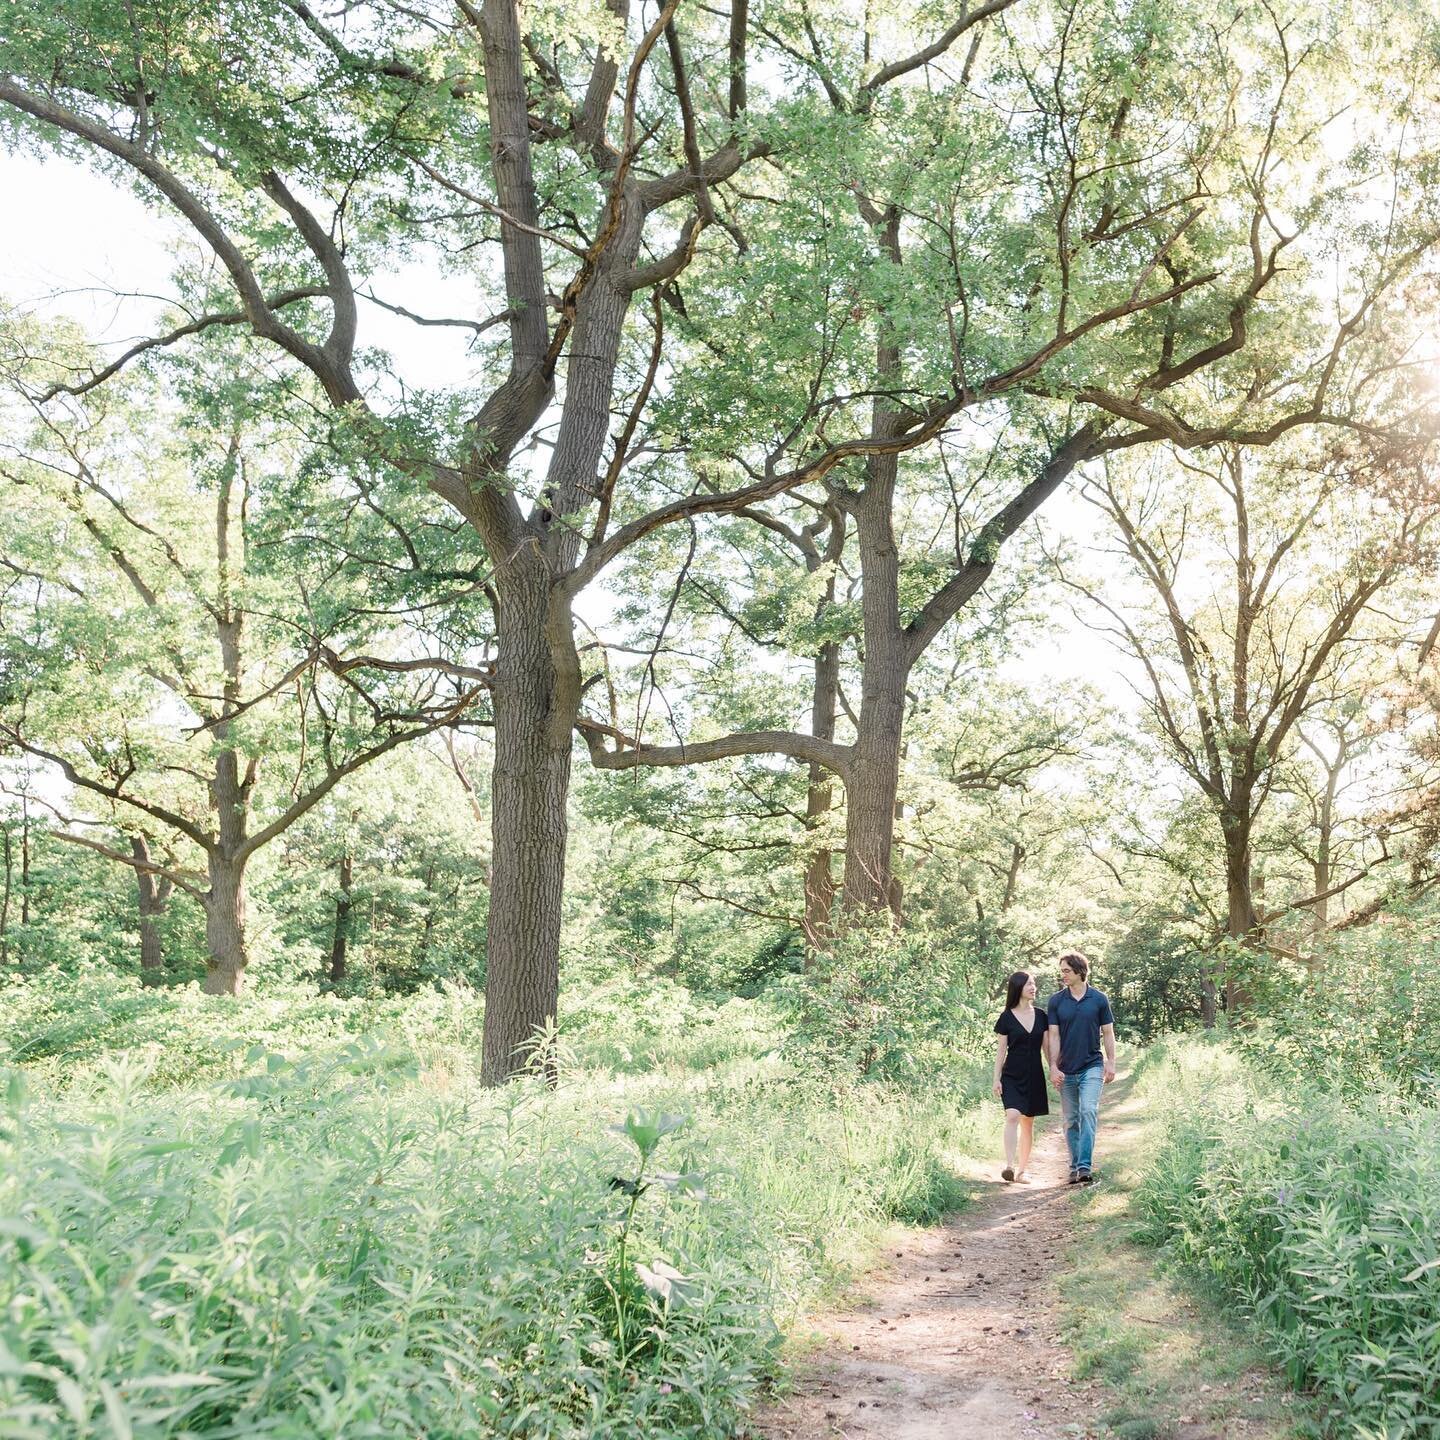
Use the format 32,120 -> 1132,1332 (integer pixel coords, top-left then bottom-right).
993,1008 -> 1050,1116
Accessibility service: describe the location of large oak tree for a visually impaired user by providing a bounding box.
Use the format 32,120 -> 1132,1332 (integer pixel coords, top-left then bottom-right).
4,0 -> 1438,1077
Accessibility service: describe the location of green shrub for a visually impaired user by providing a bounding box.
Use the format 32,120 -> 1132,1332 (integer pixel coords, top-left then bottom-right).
775,922 -> 992,1080
1240,910 -> 1440,1106
1136,1041 -> 1440,1438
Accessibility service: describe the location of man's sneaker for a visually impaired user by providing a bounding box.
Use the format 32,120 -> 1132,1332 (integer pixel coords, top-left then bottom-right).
1077,1170 -> 1096,1185
1068,1169 -> 1080,1185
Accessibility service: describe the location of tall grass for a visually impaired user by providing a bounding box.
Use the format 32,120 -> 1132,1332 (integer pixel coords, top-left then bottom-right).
1135,1040 -> 1440,1439
0,969 -> 992,1438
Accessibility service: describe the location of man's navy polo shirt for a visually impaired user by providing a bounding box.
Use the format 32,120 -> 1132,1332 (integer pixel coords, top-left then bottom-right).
1047,985 -> 1114,1074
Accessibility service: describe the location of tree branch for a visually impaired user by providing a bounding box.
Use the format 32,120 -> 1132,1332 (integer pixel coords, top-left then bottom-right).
48,829 -> 208,900
0,77 -> 361,406
904,422 -> 1105,666
0,728 -> 214,852
859,0 -> 1021,102
578,717 -> 852,778
35,288 -> 328,401
238,688 -> 484,861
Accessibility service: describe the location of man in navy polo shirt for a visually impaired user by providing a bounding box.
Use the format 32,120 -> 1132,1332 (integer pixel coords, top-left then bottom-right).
1046,951 -> 1116,1185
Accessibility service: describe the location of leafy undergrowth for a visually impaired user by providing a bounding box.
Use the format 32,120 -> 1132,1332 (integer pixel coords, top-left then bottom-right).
0,968 -> 990,1438
1234,913 -> 1440,1106
0,965 -> 774,1089
1134,1040 -> 1440,1439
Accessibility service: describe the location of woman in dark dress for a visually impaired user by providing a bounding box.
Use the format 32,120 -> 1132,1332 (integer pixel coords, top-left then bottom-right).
991,970 -> 1050,1183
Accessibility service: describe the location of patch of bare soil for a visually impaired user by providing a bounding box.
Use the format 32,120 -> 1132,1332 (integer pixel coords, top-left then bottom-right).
751,1120 -> 1107,1440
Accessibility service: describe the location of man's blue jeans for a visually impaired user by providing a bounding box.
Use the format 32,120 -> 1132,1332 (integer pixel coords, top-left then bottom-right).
1059,1064 -> 1104,1174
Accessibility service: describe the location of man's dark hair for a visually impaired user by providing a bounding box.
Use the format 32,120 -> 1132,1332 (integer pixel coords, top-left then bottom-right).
1004,971 -> 1032,1009
1058,951 -> 1089,981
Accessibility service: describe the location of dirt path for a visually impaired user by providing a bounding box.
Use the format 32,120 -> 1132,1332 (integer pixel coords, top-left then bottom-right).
753,1113 -> 1104,1440
751,1074 -> 1296,1440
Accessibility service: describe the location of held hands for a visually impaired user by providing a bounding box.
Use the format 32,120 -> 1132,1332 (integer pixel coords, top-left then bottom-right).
1103,1064 -> 1116,1083
1049,1069 -> 1062,1089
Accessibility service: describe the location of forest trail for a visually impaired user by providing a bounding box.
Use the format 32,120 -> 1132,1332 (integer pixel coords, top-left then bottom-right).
751,1073 -> 1293,1440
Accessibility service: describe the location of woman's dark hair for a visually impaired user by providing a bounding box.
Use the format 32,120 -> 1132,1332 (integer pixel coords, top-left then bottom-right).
1004,971 -> 1032,1009
1058,951 -> 1089,980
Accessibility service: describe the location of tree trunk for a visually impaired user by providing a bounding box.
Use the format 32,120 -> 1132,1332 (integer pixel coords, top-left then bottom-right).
803,634 -> 840,952
329,851 -> 354,985
838,256 -> 911,919
843,711 -> 905,915
842,470 -> 907,917
481,561 -> 580,1085
416,860 -> 438,970
1312,855 -> 1330,937
132,835 -> 173,978
1199,974 -> 1219,1028
201,850 -> 248,994
1,823 -> 11,965
1309,738 -> 1343,957
20,795 -> 30,928
199,484 -> 256,995
1222,816 -> 1258,1019
1224,836 -> 1258,934
468,143 -> 641,1080
1001,840 -> 1025,911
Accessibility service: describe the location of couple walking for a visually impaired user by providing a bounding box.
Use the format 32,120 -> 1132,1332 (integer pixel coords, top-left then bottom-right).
991,951 -> 1116,1185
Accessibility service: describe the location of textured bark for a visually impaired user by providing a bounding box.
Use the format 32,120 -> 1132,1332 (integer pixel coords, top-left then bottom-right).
475,163 -> 646,1080
1222,814 -> 1258,1019
1312,855 -> 1330,934
843,684 -> 906,916
329,852 -> 354,985
132,835 -> 173,976
803,632 -> 840,952
201,851 -> 248,995
1199,976 -> 1219,1029
480,558 -> 581,1085
841,377 -> 907,916
477,0 -> 550,375
466,5 -> 650,1078
202,596 -> 253,994
1224,835 -> 1258,934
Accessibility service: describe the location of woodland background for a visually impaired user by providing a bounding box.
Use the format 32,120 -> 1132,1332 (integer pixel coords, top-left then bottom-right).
2,0 -> 1440,1435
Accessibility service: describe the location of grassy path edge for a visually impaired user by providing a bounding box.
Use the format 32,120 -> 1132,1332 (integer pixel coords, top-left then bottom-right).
1056,1068 -> 1309,1440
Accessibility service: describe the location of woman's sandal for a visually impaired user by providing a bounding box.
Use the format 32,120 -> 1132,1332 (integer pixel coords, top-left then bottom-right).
1001,1166 -> 1015,1182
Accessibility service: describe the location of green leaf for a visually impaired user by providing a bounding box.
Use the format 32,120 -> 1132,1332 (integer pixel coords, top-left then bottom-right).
614,1108 -> 689,1158
99,1380 -> 132,1440
635,1257 -> 696,1310
54,1375 -> 87,1425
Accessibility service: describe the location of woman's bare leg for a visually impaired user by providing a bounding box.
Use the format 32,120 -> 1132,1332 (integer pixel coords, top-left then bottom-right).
1016,1116 -> 1035,1175
1003,1109 -> 1021,1176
